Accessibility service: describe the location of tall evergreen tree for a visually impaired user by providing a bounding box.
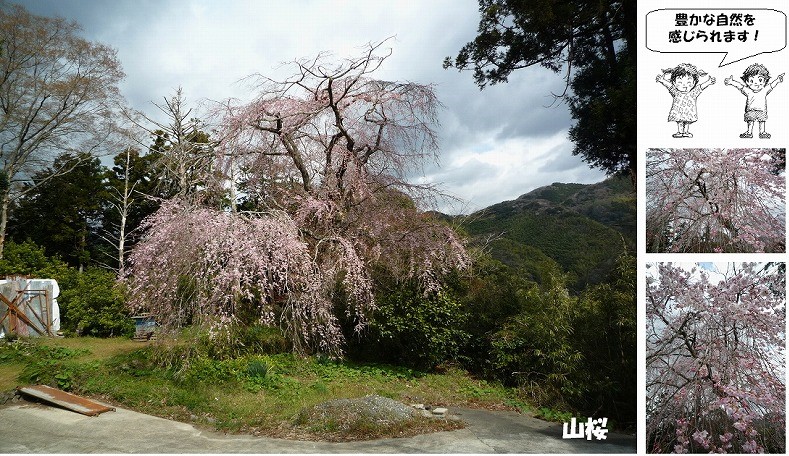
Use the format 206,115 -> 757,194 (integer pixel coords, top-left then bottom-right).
445,0 -> 636,183
9,152 -> 108,270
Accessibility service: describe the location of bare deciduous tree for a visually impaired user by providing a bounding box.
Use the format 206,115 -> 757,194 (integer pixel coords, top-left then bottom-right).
99,147 -> 136,274
124,88 -> 216,201
0,3 -> 125,257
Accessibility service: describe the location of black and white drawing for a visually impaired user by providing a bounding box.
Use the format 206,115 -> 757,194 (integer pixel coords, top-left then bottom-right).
724,63 -> 784,139
656,63 -> 716,138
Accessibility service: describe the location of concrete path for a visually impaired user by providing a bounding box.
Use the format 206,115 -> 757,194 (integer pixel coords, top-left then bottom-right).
0,401 -> 637,453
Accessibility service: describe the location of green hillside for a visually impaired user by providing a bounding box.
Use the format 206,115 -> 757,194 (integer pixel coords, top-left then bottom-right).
463,175 -> 635,291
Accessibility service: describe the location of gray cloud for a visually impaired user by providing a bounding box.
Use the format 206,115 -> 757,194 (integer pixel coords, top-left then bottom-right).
538,142 -> 588,172
15,0 -> 605,211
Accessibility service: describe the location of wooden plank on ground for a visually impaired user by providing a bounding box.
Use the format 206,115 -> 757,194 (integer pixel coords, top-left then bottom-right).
17,385 -> 116,416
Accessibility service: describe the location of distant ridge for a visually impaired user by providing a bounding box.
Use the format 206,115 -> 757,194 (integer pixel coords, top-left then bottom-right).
459,175 -> 635,291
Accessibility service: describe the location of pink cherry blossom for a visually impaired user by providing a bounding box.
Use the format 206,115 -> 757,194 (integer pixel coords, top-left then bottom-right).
123,42 -> 469,357
646,148 -> 785,253
646,262 -> 785,453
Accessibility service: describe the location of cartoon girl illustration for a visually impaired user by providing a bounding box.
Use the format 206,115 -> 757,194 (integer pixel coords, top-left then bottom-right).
724,63 -> 784,138
656,63 -> 716,138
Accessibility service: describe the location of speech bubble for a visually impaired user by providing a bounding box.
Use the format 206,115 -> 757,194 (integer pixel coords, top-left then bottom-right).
646,9 -> 787,66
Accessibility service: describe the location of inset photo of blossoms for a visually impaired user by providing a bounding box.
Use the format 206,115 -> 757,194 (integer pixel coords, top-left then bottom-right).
646,262 -> 786,453
646,148 -> 785,253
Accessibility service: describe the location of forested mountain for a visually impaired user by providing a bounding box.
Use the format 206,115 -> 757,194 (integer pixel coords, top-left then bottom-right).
462,175 -> 636,291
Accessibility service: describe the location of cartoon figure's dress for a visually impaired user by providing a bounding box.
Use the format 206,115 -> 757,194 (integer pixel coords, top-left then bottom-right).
667,84 -> 703,123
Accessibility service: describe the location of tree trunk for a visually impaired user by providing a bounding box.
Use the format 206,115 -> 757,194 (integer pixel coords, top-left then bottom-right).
117,148 -> 132,275
117,210 -> 127,274
79,230 -> 86,273
0,190 -> 11,260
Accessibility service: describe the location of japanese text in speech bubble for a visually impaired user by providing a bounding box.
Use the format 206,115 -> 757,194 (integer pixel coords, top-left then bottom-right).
646,9 -> 787,66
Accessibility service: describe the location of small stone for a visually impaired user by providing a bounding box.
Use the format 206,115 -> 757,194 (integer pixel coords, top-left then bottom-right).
411,403 -> 425,410
432,407 -> 448,416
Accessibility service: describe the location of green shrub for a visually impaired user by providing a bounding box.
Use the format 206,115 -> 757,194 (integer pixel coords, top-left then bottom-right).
489,272 -> 584,409
19,358 -> 98,390
58,269 -> 134,337
483,253 -> 637,427
9,341 -> 96,391
454,255 -> 527,375
0,240 -> 72,278
146,324 -> 291,378
236,324 -> 291,355
358,282 -> 469,370
571,252 -> 636,426
201,323 -> 291,360
246,358 -> 273,379
177,356 -> 246,384
0,240 -> 133,338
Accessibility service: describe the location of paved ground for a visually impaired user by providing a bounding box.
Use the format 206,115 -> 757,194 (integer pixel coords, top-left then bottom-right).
0,401 -> 637,453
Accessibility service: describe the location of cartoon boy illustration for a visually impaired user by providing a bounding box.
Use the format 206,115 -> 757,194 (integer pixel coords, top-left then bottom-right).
656,63 -> 716,138
725,63 -> 784,138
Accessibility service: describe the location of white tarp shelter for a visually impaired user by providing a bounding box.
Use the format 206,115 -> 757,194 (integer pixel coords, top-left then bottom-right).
0,278 -> 60,338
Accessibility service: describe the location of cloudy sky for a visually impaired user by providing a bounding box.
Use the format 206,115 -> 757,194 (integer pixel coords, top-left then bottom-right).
17,0 -> 607,213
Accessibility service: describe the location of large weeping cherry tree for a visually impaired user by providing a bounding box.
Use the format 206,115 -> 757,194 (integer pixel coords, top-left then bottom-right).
124,41 -> 470,356
646,263 -> 785,453
646,148 -> 785,253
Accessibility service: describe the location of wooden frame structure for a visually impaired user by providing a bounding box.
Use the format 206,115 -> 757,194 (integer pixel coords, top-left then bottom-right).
0,278 -> 56,337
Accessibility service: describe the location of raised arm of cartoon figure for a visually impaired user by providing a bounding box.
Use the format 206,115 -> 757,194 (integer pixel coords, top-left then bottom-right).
700,74 -> 716,90
769,73 -> 785,91
656,73 -> 672,89
724,75 -> 744,90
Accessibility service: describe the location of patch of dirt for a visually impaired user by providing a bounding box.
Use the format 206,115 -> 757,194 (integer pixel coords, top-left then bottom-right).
248,395 -> 465,442
465,398 -> 524,412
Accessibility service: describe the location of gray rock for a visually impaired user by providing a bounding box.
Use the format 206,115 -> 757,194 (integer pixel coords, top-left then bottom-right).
432,407 -> 448,417
311,395 -> 418,422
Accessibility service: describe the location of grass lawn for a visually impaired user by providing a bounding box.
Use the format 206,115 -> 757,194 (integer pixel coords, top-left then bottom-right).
0,336 -> 526,441
0,337 -> 142,391
0,364 -> 22,390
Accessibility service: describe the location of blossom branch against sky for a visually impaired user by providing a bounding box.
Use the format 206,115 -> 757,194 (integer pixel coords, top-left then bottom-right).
123,44 -> 471,356
15,0 -> 608,213
646,262 -> 786,454
646,148 -> 785,253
